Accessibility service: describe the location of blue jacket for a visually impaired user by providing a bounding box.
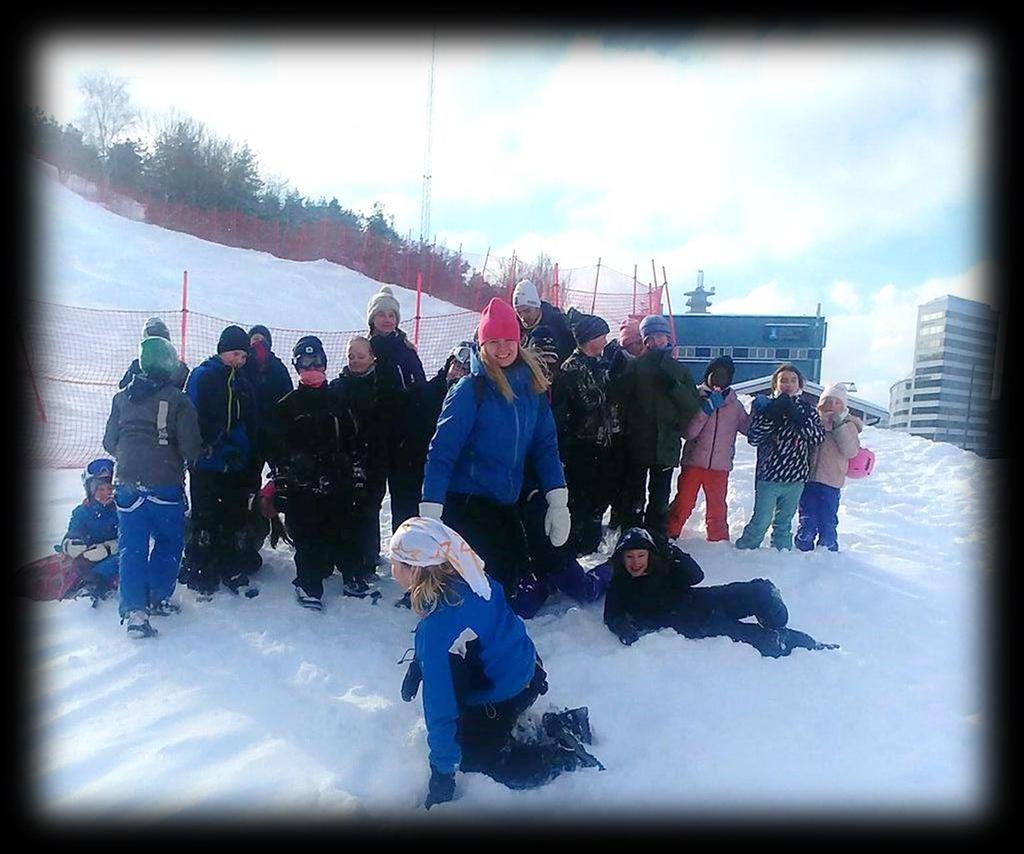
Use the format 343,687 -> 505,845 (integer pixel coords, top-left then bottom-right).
185,356 -> 257,474
421,351 -> 565,506
63,499 -> 118,546
415,577 -> 538,773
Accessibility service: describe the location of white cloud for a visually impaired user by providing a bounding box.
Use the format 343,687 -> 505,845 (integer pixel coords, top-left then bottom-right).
830,280 -> 861,311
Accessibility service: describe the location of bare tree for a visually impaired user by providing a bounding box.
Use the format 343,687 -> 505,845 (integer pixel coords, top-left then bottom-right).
76,69 -> 138,159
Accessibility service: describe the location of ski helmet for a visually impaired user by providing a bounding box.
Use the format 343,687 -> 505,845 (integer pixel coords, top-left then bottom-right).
81,457 -> 114,498
448,341 -> 474,370
292,335 -> 327,371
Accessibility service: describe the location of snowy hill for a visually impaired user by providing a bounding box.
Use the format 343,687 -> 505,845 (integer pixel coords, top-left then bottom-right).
25,165 -> 991,820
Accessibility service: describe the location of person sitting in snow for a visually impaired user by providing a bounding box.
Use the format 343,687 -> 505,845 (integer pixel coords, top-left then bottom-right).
328,335 -> 395,596
103,336 -> 202,637
389,516 -> 598,809
182,325 -> 260,595
602,527 -> 838,658
419,298 -> 570,615
666,355 -> 750,543
366,285 -> 428,532
59,458 -> 120,603
512,278 -> 576,366
736,363 -> 826,551
795,382 -> 863,553
119,315 -> 189,391
267,336 -> 361,610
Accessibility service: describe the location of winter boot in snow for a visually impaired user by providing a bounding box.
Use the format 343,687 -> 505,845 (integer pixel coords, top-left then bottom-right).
148,599 -> 181,617
295,585 -> 323,611
756,580 -> 789,631
124,610 -> 158,639
394,591 -> 412,609
542,711 -> 604,770
342,577 -> 371,598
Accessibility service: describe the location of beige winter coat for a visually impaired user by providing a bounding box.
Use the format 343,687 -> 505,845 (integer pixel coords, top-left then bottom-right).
808,412 -> 862,489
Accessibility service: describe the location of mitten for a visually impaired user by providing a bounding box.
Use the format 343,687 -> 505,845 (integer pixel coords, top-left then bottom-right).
544,488 -> 571,547
424,766 -> 456,810
616,618 -> 641,646
62,538 -> 87,559
82,540 -> 117,562
401,658 -> 423,702
751,394 -> 771,415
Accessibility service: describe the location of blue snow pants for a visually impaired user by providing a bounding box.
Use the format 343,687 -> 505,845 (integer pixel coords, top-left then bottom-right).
736,481 -> 804,550
115,484 -> 186,618
795,481 -> 842,552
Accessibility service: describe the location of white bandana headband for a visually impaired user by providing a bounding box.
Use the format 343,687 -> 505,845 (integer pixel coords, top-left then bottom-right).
389,517 -> 491,600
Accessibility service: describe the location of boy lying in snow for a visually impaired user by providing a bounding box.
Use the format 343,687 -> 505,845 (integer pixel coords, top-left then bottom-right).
601,528 -> 839,658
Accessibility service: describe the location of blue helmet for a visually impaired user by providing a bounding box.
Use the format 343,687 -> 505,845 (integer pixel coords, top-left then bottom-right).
81,457 -> 114,498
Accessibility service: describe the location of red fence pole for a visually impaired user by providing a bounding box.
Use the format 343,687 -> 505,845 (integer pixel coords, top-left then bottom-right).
553,263 -> 560,309
414,271 -> 424,347
180,270 -> 189,362
632,264 -> 638,317
662,265 -> 677,350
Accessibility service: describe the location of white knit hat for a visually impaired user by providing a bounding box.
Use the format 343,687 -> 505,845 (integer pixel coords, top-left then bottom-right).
512,278 -> 541,309
819,382 -> 849,406
366,285 -> 401,327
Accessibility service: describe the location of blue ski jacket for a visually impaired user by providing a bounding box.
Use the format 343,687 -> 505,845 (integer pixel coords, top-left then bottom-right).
415,576 -> 538,774
421,350 -> 565,506
185,355 -> 257,474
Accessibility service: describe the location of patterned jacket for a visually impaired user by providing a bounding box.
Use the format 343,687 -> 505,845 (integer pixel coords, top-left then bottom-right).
746,394 -> 826,483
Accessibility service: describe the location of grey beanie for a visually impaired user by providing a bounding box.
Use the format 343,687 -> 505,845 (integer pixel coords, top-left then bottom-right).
367,286 -> 401,327
639,314 -> 671,340
143,316 -> 171,341
512,279 -> 542,309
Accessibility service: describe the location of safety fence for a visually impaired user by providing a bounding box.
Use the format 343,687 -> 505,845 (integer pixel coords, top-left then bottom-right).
24,274 -> 663,470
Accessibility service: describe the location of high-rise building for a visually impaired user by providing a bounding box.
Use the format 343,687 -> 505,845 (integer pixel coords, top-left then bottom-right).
895,294 -> 1000,455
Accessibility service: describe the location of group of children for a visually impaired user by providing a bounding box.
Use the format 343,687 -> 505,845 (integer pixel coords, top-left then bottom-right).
55,281 -> 867,804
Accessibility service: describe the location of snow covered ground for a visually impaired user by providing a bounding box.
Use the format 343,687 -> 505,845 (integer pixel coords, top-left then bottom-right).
24,165 -> 994,822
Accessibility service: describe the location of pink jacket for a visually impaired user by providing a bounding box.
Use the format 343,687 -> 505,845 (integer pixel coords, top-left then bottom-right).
680,386 -> 750,472
808,412 -> 863,489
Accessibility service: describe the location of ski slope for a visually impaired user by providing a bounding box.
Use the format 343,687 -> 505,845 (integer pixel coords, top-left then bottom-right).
24,166 -> 992,821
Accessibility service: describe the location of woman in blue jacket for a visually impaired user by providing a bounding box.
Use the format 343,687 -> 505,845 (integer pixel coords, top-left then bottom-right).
389,517 -> 594,809
419,298 -> 570,612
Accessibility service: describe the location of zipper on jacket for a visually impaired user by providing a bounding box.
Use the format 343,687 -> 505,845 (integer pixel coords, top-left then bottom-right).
226,366 -> 235,434
709,404 -> 720,469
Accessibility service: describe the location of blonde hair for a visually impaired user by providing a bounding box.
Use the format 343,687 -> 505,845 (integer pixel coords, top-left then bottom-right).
347,334 -> 372,354
405,560 -> 463,617
479,343 -> 551,403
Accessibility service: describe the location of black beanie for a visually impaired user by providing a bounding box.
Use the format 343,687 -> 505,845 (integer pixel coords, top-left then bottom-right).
292,335 -> 327,368
217,325 -> 251,354
704,355 -> 735,387
613,527 -> 657,557
572,313 -> 611,347
248,324 -> 273,350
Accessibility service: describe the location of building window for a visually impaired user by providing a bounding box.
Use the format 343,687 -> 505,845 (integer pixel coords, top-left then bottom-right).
721,346 -> 732,356
733,347 -> 748,358
695,347 -> 711,358
776,348 -> 790,359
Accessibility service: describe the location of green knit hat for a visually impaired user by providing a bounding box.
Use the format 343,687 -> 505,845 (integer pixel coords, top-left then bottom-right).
139,336 -> 178,378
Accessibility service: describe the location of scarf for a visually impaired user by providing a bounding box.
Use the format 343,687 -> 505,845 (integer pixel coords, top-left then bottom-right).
389,517 -> 491,600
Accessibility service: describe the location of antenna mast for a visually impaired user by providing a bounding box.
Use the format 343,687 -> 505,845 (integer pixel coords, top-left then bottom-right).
420,32 -> 436,245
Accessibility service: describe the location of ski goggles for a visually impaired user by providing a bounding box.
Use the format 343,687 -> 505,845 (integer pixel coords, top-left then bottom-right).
295,353 -> 327,371
84,458 -> 114,481
449,343 -> 473,368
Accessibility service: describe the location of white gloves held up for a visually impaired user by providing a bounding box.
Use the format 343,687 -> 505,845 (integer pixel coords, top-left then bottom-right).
544,487 -> 570,548
65,539 -> 118,562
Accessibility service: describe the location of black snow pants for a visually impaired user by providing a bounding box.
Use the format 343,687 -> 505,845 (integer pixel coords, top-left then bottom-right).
286,491 -> 347,599
336,488 -> 386,582
457,662 -> 577,789
671,579 -> 820,658
620,462 -> 674,546
563,442 -> 607,557
442,493 -> 532,594
185,469 -> 260,592
387,464 -> 423,534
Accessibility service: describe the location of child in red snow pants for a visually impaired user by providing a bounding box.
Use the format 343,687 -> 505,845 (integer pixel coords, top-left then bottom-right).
667,466 -> 731,542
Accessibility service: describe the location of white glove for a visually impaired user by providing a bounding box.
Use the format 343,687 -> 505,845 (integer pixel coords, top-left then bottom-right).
82,540 -> 117,562
419,502 -> 444,520
63,538 -> 87,558
544,487 -> 571,548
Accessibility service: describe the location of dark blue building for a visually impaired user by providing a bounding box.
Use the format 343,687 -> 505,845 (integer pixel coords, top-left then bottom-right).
669,312 -> 828,384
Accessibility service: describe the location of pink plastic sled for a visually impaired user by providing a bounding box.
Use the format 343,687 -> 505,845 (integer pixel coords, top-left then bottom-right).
847,447 -> 875,479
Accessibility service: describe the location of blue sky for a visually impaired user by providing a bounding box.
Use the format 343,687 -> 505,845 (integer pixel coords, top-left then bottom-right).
32,31 -> 993,406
